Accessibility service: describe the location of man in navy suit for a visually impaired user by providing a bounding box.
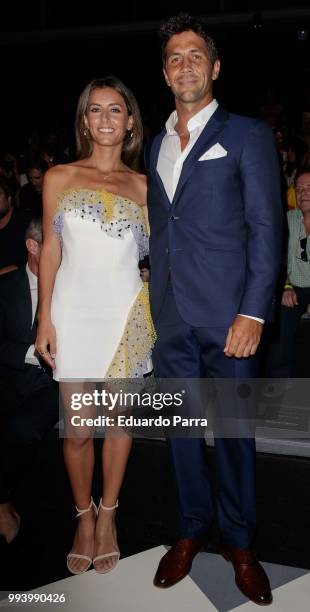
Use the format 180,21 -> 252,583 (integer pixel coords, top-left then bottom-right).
0,218 -> 58,546
147,13 -> 282,605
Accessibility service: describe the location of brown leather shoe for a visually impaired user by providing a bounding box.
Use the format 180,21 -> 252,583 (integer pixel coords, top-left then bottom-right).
222,546 -> 272,606
154,537 -> 206,588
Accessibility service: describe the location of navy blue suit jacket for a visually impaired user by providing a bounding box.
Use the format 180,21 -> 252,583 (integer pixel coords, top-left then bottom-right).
147,106 -> 283,327
0,268 -> 35,370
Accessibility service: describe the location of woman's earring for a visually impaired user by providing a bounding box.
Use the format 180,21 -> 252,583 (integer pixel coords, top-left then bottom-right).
83,127 -> 89,137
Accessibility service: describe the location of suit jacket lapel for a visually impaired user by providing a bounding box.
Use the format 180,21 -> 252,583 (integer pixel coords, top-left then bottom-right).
172,106 -> 229,206
150,129 -> 171,208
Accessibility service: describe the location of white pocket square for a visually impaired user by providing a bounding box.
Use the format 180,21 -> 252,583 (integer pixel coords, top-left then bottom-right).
198,143 -> 227,161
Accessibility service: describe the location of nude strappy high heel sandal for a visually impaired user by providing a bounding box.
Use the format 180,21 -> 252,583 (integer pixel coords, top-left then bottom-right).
67,497 -> 98,575
93,499 -> 120,574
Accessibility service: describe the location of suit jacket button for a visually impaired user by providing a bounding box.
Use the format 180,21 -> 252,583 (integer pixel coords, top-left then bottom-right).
165,247 -> 169,254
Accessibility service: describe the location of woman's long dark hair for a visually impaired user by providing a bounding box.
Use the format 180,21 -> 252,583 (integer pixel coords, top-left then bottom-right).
75,76 -> 143,168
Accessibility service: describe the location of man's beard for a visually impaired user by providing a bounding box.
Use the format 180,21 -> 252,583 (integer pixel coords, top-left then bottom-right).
175,84 -> 206,104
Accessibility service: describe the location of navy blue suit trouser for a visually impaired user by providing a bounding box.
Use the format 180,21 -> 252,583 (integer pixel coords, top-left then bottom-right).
152,283 -> 258,549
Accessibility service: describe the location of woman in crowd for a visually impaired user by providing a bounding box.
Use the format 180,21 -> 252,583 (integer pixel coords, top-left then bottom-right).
36,76 -> 155,575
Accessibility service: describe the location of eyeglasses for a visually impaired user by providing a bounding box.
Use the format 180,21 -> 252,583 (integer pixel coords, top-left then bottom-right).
296,184 -> 310,195
300,237 -> 308,262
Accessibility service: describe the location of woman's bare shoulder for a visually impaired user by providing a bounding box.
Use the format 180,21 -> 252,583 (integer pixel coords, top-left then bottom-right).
44,163 -> 83,192
44,163 -> 76,180
125,170 -> 147,206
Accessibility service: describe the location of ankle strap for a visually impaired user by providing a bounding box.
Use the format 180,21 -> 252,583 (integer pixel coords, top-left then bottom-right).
98,497 -> 119,511
75,497 -> 97,517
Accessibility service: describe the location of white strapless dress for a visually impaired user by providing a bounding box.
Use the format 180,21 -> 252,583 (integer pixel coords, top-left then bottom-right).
51,188 -> 155,381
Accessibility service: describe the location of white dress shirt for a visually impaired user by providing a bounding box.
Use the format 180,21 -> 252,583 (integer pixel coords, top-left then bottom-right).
157,99 -> 219,202
157,99 -> 264,325
25,263 -> 40,366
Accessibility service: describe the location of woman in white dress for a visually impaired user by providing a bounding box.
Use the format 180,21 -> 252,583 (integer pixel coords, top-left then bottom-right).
36,77 -> 155,575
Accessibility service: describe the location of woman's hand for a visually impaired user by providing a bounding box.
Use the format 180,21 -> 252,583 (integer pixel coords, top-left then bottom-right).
35,319 -> 57,369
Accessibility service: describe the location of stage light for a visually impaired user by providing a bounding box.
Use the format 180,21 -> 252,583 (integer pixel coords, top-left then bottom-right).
297,28 -> 308,41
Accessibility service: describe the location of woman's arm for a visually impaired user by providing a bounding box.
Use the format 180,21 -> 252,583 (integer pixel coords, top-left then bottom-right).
135,173 -> 149,234
35,167 -> 64,368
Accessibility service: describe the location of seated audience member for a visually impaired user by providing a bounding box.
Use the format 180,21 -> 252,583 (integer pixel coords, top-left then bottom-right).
19,131 -> 41,175
0,176 -> 32,274
40,131 -> 70,167
19,158 -> 49,217
287,152 -> 310,210
0,153 -> 20,196
0,218 -> 59,545
266,168 -> 310,377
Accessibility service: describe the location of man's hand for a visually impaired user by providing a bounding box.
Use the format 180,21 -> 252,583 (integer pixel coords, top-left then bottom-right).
281,288 -> 298,308
224,315 -> 263,358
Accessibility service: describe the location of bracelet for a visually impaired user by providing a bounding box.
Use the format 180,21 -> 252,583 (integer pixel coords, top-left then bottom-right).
284,283 -> 293,290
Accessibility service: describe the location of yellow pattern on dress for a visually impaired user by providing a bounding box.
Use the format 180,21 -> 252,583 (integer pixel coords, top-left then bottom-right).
106,283 -> 156,378
55,188 -> 146,228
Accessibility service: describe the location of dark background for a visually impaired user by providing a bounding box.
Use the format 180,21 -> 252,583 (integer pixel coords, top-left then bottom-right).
1,1 -> 310,152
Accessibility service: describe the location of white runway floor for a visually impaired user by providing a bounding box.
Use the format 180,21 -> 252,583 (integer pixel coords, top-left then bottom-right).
1,546 -> 309,612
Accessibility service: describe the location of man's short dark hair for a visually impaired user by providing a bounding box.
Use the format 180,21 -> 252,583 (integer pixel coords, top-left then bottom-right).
26,157 -> 49,175
159,12 -> 219,66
